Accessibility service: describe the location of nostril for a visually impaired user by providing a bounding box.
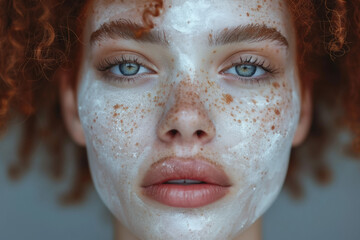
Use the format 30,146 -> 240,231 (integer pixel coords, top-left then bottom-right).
195,130 -> 206,138
167,129 -> 179,139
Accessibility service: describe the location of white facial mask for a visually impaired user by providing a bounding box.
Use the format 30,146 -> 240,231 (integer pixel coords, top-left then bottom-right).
77,0 -> 301,239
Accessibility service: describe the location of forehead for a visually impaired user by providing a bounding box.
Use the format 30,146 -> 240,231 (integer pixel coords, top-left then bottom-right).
87,0 -> 292,40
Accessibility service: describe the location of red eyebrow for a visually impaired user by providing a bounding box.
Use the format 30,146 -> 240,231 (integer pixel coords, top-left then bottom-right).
91,19 -> 288,48
90,19 -> 168,46
209,24 -> 288,47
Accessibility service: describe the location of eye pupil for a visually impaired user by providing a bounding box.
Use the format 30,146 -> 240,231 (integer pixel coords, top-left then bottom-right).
119,62 -> 140,76
235,64 -> 257,77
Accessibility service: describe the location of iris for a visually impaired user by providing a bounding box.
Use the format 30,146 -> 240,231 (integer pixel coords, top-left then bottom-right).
235,64 -> 257,77
119,62 -> 140,76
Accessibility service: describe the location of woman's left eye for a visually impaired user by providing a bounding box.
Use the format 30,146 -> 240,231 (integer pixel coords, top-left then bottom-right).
224,64 -> 266,78
109,62 -> 151,76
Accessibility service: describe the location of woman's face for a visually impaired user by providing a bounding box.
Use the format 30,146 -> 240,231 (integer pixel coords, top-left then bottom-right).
76,0 -> 300,239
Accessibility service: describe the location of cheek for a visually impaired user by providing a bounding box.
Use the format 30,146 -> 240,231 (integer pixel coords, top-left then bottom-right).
77,79 -> 172,210
217,77 -> 299,217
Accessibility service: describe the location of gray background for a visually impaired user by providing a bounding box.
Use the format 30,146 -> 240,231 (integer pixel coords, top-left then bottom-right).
1,123 -> 359,240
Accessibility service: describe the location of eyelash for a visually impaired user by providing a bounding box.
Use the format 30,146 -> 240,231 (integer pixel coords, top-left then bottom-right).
223,56 -> 278,84
96,55 -> 151,83
234,56 -> 275,73
96,55 -> 278,86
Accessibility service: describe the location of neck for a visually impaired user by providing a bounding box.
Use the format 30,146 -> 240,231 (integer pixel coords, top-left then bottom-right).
114,218 -> 262,240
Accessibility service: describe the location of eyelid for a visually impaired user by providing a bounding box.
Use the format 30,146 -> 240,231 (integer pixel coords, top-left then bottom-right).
94,52 -> 159,85
95,53 -> 157,72
218,53 -> 281,86
219,53 -> 274,73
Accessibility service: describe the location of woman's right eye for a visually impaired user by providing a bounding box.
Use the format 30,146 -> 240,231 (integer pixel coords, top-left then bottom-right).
109,62 -> 152,76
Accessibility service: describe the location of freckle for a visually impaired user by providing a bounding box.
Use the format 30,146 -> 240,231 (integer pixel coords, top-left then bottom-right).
113,112 -> 118,117
246,12 -> 250,17
114,104 -> 120,110
251,108 -> 255,112
120,119 -> 123,124
222,93 -> 233,104
271,125 -> 275,130
136,142 -> 139,146
237,119 -> 241,123
171,58 -> 174,62
274,109 -> 280,115
213,50 -> 217,54
252,99 -> 257,104
253,118 -> 256,122
93,118 -> 96,123
272,82 -> 280,89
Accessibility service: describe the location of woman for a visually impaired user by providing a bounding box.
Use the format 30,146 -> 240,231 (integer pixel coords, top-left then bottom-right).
0,0 -> 359,239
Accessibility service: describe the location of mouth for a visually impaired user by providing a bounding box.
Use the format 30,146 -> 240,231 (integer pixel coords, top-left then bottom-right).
141,157 -> 231,208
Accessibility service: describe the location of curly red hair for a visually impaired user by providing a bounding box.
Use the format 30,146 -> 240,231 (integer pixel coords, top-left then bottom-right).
0,0 -> 359,203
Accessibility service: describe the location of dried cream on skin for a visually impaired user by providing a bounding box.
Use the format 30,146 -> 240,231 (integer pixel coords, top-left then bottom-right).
77,0 -> 300,239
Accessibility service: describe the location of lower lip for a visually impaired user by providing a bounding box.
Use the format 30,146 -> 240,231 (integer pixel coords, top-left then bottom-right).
142,184 -> 229,208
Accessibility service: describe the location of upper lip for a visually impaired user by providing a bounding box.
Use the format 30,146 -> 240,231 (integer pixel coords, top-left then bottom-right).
141,156 -> 231,187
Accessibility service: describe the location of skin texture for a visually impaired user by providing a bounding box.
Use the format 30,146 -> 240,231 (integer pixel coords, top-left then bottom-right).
60,0 -> 311,239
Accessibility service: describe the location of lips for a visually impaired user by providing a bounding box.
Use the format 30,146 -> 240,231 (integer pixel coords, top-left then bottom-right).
141,157 -> 231,208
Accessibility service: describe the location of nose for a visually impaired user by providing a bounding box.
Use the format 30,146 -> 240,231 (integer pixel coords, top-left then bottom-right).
157,89 -> 216,145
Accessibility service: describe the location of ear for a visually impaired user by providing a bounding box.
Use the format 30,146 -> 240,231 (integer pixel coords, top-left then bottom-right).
58,67 -> 86,146
292,88 -> 312,147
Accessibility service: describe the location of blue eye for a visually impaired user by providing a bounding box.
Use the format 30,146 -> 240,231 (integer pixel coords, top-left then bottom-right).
108,61 -> 151,76
225,64 -> 266,78
118,62 -> 140,76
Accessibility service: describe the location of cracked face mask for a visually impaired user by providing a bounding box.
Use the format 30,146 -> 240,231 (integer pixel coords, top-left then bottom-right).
76,0 -> 301,239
